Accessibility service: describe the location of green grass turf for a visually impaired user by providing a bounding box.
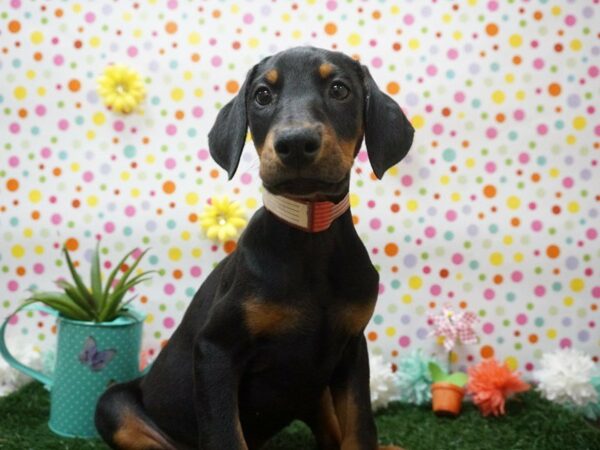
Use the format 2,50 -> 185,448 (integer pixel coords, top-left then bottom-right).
0,382 -> 599,449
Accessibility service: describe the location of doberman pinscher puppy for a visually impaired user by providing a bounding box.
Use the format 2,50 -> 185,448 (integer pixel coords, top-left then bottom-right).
95,46 -> 414,450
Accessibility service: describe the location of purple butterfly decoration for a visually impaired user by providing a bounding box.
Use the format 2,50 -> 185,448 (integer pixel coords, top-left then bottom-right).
79,336 -> 116,372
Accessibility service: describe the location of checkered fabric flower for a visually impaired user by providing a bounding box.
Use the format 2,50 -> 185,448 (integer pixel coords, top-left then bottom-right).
428,305 -> 478,352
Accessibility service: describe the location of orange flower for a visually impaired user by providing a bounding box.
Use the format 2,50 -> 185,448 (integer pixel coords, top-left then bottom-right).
467,359 -> 530,416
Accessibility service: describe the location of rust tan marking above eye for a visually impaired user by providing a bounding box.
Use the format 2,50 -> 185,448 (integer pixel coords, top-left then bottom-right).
336,301 -> 375,334
244,298 -> 302,336
319,63 -> 334,79
265,69 -> 278,84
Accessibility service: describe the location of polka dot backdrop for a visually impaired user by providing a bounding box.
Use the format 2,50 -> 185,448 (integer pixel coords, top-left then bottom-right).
0,0 -> 598,374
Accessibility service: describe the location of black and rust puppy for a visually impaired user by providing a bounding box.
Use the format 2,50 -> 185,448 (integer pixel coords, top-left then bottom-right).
95,46 -> 414,450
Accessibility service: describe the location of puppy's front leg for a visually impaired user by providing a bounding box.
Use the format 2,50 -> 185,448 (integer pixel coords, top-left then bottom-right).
330,335 -> 378,450
193,304 -> 250,450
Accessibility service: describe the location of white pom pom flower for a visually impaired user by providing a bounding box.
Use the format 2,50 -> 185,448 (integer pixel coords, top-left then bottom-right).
535,348 -> 598,407
369,355 -> 399,411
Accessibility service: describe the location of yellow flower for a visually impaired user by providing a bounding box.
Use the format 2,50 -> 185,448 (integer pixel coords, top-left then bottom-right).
199,196 -> 247,242
97,65 -> 146,114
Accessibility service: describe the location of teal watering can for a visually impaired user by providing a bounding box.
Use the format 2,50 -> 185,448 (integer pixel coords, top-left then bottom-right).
0,304 -> 148,438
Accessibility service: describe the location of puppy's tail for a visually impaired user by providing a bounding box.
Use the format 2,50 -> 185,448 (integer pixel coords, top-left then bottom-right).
95,377 -> 177,450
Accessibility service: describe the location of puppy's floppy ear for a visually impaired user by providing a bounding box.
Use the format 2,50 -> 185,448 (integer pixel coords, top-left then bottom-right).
208,65 -> 257,179
361,65 -> 414,179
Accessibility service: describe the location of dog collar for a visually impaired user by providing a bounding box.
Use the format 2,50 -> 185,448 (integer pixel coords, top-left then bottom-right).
263,190 -> 350,233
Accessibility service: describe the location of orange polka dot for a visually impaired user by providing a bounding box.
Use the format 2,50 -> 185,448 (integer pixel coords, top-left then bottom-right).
16,266 -> 26,276
8,20 -> 21,33
162,180 -> 176,194
367,331 -> 378,342
485,23 -> 498,36
68,79 -> 81,92
528,334 -> 538,344
173,269 -> 183,279
33,52 -> 43,61
65,238 -> 79,252
480,345 -> 494,359
224,240 -> 237,254
483,185 -> 496,198
533,11 -> 543,20
165,21 -> 178,34
548,83 -> 561,96
386,81 -> 400,95
55,8 -> 63,18
212,9 -> 221,19
384,243 -> 399,257
6,179 -> 19,191
324,22 -> 337,35
226,80 -> 239,94
210,169 -> 219,178
546,245 -> 560,258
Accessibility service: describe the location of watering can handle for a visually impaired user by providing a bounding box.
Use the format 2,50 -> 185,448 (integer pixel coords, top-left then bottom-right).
0,303 -> 56,388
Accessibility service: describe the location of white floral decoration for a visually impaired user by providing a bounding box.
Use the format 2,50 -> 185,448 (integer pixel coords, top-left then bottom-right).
369,354 -> 399,411
0,345 -> 44,397
534,348 -> 599,407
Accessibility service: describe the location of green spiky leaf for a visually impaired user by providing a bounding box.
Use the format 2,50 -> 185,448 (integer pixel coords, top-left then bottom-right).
62,246 -> 96,313
90,241 -> 103,304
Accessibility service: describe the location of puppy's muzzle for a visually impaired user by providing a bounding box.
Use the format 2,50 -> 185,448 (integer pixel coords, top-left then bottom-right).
274,127 -> 321,169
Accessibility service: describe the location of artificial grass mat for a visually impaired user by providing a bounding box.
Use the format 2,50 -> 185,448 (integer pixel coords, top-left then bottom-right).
0,382 -> 599,449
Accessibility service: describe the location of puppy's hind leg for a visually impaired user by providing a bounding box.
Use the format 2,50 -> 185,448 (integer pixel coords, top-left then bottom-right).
95,378 -> 177,450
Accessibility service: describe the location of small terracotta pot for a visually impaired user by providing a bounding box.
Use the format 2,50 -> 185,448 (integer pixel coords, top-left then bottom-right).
431,382 -> 465,417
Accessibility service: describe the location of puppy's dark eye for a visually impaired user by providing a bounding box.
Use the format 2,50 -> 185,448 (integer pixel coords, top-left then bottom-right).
329,82 -> 350,100
255,87 -> 272,106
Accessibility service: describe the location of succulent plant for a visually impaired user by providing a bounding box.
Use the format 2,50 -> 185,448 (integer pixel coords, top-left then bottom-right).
22,242 -> 153,322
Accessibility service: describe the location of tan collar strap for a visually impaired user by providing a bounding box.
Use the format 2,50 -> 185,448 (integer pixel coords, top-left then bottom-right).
263,190 -> 350,233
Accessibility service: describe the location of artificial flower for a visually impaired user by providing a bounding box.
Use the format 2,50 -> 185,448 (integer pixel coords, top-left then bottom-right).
467,358 -> 530,416
0,345 -> 44,397
369,355 -> 398,411
535,348 -> 598,408
579,376 -> 600,420
199,196 -> 247,242
396,349 -> 437,405
428,305 -> 478,352
97,64 -> 146,114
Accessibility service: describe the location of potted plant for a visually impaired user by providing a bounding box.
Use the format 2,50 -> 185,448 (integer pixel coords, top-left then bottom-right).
427,305 -> 479,417
0,242 -> 153,438
428,361 -> 468,416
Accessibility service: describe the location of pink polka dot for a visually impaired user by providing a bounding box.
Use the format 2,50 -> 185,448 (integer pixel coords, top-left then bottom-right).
326,1 -> 337,11
371,57 -> 382,68
192,106 -> 203,118
35,105 -> 47,116
485,162 -> 496,174
534,285 -> 546,297
424,226 -> 436,238
531,220 -> 543,232
378,283 -> 385,295
445,210 -> 457,221
454,91 -> 465,103
533,58 -> 544,70
104,221 -> 115,233
513,109 -> 525,121
483,322 -> 494,334
486,127 -> 497,139
241,173 -> 252,185
483,288 -> 495,300
487,1 -> 498,11
589,66 -> 599,78
426,65 -> 438,76
452,253 -> 464,265
586,228 -> 598,240
190,266 -> 202,277
58,119 -> 69,131
124,205 -> 136,217
562,177 -> 573,188
51,213 -> 62,225
53,55 -> 64,66
83,171 -> 94,182
127,46 -> 138,57
403,14 -> 414,25
432,123 -> 443,135
536,124 -> 548,135
564,15 -> 576,26
84,12 -> 96,23
358,151 -> 368,163
164,283 -> 175,295
516,314 -> 528,325
211,56 -> 222,67
8,156 -> 19,167
518,152 -> 530,164
243,13 -> 254,24
447,48 -> 459,60
511,271 -> 523,282
9,123 -> 20,134
559,338 -> 572,349
7,280 -> 19,292
197,149 -> 209,160
113,120 -> 125,132
166,124 -> 177,135
369,218 -> 381,230
163,317 -> 175,328
165,158 -> 176,169
591,286 -> 600,299
33,263 -> 45,274
398,336 -> 411,348
430,284 -> 441,296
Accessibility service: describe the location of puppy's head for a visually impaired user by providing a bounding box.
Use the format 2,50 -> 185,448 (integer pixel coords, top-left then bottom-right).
209,46 -> 414,199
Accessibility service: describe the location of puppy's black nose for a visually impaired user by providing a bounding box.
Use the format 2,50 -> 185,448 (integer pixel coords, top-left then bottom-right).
274,128 -> 321,168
